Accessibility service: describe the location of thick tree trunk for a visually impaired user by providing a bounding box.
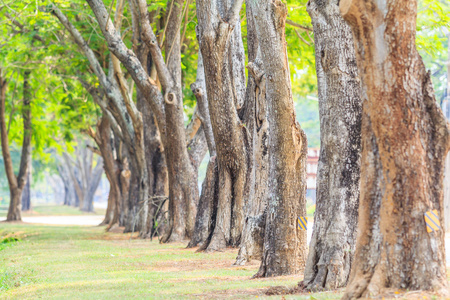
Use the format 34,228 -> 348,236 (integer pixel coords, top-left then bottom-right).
235,5 -> 269,265
301,0 -> 361,291
444,154 -> 450,231
340,0 -> 450,298
135,0 -> 200,243
196,0 -> 250,251
249,0 -> 308,277
1,69 -> 32,222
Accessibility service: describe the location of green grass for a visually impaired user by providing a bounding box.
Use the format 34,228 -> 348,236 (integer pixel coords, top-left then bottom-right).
0,223 -> 342,299
0,205 -> 106,218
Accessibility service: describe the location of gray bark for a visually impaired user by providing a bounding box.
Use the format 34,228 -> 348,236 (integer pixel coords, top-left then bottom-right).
188,52 -> 219,248
301,0 -> 361,291
50,4 -> 149,230
235,5 -> 269,265
85,0 -> 207,241
196,0 -> 250,252
249,0 -> 308,277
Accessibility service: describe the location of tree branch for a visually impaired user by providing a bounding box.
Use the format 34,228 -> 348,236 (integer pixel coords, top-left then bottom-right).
85,0 -> 167,133
286,19 -> 312,32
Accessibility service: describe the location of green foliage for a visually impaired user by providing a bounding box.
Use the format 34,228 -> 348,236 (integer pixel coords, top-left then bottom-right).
417,0 -> 449,103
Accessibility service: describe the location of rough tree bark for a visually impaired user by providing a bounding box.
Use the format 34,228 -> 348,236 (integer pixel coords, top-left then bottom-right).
249,0 -> 308,277
235,4 -> 270,265
134,45 -> 168,238
85,0 -> 207,241
301,0 -> 361,291
50,4 -> 148,231
0,69 -> 32,221
443,35 -> 450,231
196,0 -> 250,251
340,0 -> 450,298
159,0 -> 201,242
187,51 -> 219,248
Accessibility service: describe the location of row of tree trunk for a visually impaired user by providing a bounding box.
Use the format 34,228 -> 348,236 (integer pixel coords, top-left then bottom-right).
55,140 -> 104,212
4,0 -> 447,297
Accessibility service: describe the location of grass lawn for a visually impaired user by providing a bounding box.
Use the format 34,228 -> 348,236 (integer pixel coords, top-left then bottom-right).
0,223 -> 342,299
1,223 -> 448,299
0,205 -> 106,218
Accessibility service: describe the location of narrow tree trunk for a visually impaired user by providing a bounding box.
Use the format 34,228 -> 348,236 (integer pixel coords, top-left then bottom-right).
57,157 -> 76,206
119,155 -> 131,227
81,157 -> 103,212
196,0 -> 250,251
63,151 -> 84,209
249,0 -> 308,277
187,52 -> 219,248
94,116 -> 121,227
340,0 -> 450,297
443,35 -> 450,231
301,0 -> 361,291
1,69 -> 32,222
21,160 -> 32,211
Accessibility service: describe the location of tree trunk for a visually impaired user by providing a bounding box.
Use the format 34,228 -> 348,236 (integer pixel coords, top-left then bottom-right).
81,157 -> 103,212
119,155 -> 131,227
443,35 -> 450,232
301,0 -> 362,291
21,159 -> 32,211
235,4 -> 270,265
63,151 -> 84,209
94,116 -> 121,227
249,0 -> 308,277
340,0 -> 450,298
137,0 -> 200,243
1,69 -> 32,222
57,156 -> 77,206
84,0 -> 206,241
196,0 -> 250,251
187,52 -> 219,248
50,4 -> 149,233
